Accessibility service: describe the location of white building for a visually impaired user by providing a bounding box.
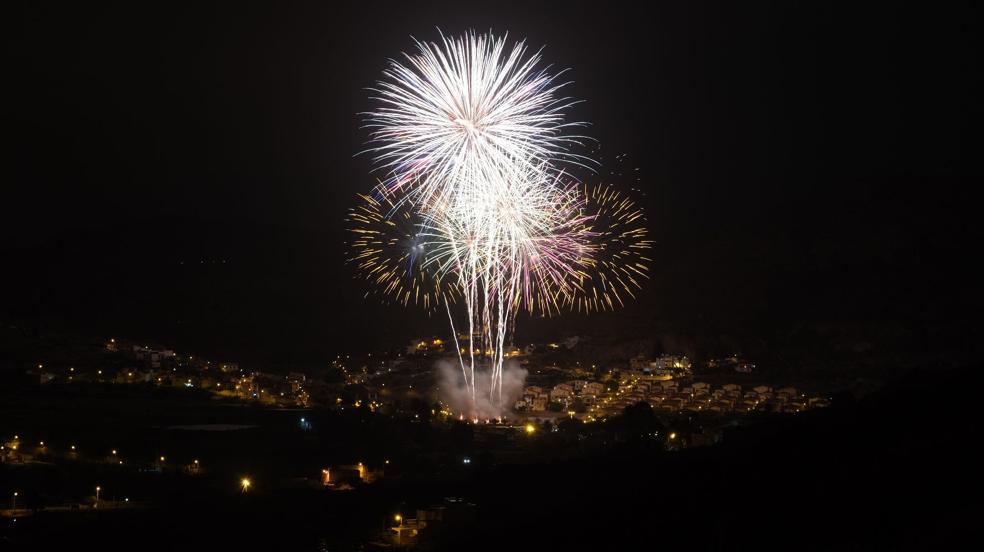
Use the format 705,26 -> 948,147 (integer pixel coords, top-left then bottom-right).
550,387 -> 573,405
582,382 -> 605,398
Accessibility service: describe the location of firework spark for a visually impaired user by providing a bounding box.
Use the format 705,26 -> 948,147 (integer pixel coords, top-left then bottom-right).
346,192 -> 458,311
568,181 -> 653,313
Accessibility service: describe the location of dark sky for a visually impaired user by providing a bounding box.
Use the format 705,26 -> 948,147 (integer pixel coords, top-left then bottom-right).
3,1 -> 981,370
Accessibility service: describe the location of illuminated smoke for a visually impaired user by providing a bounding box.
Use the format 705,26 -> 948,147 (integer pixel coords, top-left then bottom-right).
436,359 -> 528,420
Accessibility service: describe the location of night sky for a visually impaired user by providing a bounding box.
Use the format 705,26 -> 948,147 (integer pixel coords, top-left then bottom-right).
4,2 -> 981,370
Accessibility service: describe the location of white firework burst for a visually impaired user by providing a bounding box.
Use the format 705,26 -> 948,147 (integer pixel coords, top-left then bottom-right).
364,30 -> 589,210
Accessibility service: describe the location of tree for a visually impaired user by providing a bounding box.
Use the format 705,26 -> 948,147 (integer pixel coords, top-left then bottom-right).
619,401 -> 667,448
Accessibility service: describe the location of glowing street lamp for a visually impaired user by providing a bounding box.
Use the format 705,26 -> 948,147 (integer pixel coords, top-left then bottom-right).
95,486 -> 101,508
240,478 -> 251,493
524,423 -> 536,435
393,513 -> 407,545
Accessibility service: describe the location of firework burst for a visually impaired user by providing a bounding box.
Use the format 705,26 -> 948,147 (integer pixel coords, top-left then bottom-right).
352,31 -> 647,416
364,30 -> 589,209
568,181 -> 653,312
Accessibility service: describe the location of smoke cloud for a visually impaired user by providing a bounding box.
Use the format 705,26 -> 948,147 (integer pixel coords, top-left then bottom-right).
436,359 -> 528,420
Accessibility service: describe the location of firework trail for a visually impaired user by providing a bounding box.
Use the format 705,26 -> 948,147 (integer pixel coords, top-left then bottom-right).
418,162 -> 594,407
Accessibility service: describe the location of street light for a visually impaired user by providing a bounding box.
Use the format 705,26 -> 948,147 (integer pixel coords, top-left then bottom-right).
95,486 -> 101,508
394,514 -> 404,546
241,478 -> 251,492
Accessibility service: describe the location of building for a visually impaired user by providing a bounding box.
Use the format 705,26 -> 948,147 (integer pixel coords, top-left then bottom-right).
287,372 -> 307,392
550,384 -> 574,406
132,346 -> 175,369
582,382 -> 605,397
569,379 -> 589,392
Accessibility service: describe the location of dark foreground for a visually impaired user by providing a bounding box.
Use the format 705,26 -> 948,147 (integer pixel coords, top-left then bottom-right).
2,365 -> 981,551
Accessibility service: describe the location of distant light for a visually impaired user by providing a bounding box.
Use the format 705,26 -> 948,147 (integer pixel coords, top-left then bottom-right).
462,457 -> 471,464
